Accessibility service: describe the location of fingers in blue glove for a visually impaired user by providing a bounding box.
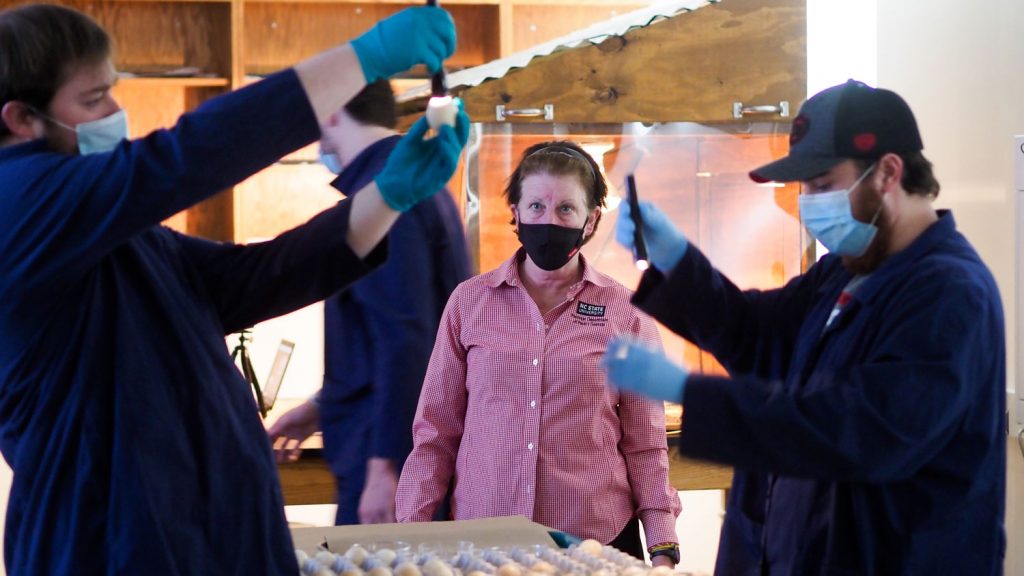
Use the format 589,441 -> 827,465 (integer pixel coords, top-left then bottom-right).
614,201 -> 638,252
375,102 -> 469,212
602,335 -> 688,404
451,100 -> 470,147
614,200 -> 688,273
351,7 -> 456,82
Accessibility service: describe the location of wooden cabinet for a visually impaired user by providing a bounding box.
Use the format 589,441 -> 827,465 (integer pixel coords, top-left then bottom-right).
1,0 -> 804,246
0,0 -> 239,240
0,0 -> 652,241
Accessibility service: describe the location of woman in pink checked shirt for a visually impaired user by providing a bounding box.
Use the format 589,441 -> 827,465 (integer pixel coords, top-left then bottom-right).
395,141 -> 681,567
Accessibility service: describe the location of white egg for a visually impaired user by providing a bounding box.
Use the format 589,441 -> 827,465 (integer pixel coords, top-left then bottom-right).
531,560 -> 557,574
395,561 -> 422,576
315,551 -> 337,565
346,545 -> 369,565
375,548 -> 398,565
578,539 -> 603,557
422,557 -> 454,576
425,96 -> 458,129
496,563 -> 523,576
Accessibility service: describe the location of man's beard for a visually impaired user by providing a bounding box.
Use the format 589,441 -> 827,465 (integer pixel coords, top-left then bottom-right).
841,184 -> 890,275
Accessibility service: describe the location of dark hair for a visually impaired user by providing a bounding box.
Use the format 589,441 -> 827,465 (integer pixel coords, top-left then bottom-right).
0,4 -> 111,138
856,150 -> 940,198
344,79 -> 397,129
504,141 -> 607,241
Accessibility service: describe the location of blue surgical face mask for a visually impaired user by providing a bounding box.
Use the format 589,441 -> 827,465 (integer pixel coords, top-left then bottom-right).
798,164 -> 880,257
319,150 -> 344,175
38,108 -> 129,155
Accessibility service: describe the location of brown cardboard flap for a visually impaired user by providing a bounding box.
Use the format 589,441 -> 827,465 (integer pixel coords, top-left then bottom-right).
291,515 -> 558,554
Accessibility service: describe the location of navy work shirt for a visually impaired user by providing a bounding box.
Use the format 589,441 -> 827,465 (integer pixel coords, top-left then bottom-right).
321,135 -> 469,499
634,211 -> 1006,575
0,71 -> 386,574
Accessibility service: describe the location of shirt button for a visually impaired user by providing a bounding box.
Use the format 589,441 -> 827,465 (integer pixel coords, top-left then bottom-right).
530,400 -> 536,408
527,442 -> 534,450
532,358 -> 538,366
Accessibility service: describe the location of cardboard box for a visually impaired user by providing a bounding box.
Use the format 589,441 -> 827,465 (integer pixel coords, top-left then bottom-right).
291,515 -> 558,554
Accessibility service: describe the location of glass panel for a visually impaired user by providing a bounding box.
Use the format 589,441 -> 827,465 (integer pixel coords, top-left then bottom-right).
462,121 -> 812,376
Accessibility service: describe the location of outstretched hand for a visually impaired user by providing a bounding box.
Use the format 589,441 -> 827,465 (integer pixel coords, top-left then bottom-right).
602,336 -> 689,403
351,7 -> 456,83
615,201 -> 689,272
375,101 -> 470,212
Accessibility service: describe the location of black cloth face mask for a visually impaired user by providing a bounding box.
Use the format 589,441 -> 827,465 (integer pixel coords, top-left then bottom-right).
517,221 -> 586,271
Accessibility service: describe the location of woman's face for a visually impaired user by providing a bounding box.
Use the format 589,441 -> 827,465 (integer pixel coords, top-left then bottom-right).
514,172 -> 597,233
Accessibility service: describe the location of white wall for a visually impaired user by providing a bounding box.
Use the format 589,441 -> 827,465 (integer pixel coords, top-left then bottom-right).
874,1 -> 1024,574
876,0 -> 1024,392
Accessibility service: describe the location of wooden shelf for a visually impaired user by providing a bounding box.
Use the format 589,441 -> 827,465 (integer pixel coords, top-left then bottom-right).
106,0 -> 232,3
118,76 -> 230,87
102,0 -> 232,3
33,0 -> 803,246
244,0 -> 500,4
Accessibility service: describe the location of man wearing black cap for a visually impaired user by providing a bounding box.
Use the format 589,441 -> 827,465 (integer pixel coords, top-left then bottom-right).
603,80 -> 1006,574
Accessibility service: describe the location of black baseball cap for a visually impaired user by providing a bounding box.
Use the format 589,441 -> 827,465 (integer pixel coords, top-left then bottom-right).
750,79 -> 924,183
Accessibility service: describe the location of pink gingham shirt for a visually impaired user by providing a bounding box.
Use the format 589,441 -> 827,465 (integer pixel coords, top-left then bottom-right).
396,250 -> 681,546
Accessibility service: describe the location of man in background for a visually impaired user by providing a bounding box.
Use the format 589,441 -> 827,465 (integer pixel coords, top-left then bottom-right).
268,80 -> 470,524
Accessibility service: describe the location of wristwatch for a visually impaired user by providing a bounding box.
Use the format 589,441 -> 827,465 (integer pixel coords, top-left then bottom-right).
647,542 -> 680,564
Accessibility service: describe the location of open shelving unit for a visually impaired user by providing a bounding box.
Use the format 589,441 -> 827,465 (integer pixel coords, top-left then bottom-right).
1,0 -> 650,242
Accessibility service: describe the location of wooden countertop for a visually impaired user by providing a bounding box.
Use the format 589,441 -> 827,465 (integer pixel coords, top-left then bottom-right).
277,446 -> 732,506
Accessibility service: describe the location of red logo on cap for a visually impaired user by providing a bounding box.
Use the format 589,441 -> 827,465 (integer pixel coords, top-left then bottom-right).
790,116 -> 810,145
853,132 -> 877,152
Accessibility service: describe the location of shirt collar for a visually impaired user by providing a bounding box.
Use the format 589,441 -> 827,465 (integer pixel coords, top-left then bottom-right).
852,209 -> 957,304
329,134 -> 401,196
0,138 -> 51,160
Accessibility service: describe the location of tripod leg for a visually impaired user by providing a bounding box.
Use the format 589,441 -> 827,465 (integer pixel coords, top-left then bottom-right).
241,350 -> 267,418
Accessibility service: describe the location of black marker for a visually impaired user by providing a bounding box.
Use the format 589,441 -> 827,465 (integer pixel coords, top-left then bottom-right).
625,174 -> 649,271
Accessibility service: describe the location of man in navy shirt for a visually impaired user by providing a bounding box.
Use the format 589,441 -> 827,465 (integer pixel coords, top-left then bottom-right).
605,80 -> 1006,574
268,80 -> 470,525
0,4 -> 467,574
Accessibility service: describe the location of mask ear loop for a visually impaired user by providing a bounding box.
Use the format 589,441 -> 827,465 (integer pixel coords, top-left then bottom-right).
854,163 -> 882,226
26,105 -> 75,133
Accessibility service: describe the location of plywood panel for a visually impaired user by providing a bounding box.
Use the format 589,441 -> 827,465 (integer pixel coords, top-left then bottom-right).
510,4 -> 644,53
243,2 -> 500,75
0,1 -> 232,77
459,0 -> 806,124
71,0 -> 232,77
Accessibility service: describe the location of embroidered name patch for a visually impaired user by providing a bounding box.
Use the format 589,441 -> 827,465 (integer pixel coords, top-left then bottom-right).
576,301 -> 606,317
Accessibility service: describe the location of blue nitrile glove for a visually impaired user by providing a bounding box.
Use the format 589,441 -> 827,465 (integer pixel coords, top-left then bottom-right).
350,7 -> 456,83
374,100 -> 470,212
602,336 -> 689,403
615,200 -> 689,272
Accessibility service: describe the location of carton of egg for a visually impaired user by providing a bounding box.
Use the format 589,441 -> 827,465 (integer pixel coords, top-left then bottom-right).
298,538 -> 674,576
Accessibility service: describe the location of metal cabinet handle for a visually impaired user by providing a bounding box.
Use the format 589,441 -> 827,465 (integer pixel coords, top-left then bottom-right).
496,104 -> 555,122
732,101 -> 790,119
